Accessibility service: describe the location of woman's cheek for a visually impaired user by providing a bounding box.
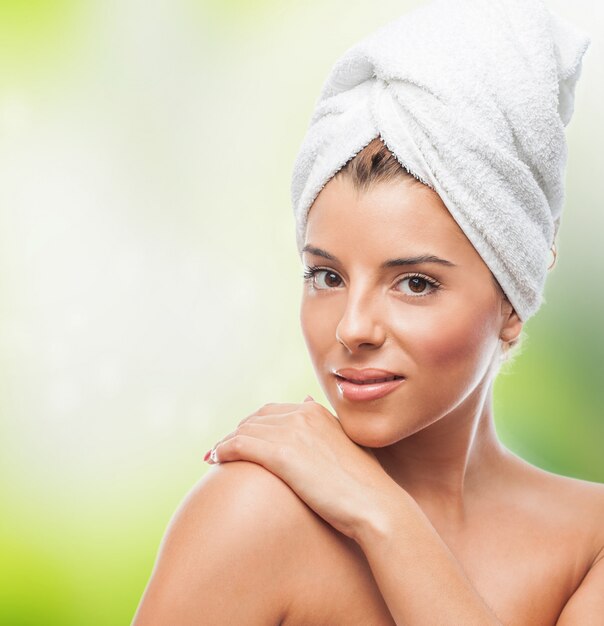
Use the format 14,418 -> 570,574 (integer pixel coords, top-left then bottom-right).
391,302 -> 496,377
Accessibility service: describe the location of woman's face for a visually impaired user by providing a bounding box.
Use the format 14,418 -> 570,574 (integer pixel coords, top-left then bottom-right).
299,174 -> 521,448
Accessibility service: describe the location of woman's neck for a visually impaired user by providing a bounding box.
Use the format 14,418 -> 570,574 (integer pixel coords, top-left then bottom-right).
370,376 -> 508,526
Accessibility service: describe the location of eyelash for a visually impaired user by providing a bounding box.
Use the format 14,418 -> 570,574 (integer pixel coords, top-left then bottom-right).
302,265 -> 442,297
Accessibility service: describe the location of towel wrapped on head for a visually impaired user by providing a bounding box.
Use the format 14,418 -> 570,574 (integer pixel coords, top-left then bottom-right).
290,0 -> 590,322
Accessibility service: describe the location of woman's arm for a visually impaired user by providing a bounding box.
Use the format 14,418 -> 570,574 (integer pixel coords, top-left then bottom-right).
207,400 -> 505,624
352,484 -> 503,626
131,461 -> 301,626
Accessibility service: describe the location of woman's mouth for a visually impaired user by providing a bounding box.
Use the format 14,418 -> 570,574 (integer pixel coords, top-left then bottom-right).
333,369 -> 406,401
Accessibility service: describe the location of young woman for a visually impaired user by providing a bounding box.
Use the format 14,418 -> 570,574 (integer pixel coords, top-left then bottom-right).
133,2 -> 602,624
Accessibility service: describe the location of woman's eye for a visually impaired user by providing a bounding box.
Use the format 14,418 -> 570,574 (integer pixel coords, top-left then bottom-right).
396,275 -> 440,297
303,267 -> 439,295
304,268 -> 343,289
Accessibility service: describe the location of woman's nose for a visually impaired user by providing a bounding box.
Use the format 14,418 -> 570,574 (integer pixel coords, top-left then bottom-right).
335,290 -> 386,353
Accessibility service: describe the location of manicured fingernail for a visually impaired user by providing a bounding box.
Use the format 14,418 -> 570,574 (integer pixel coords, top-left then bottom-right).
304,395 -> 314,402
203,449 -> 211,462
208,448 -> 219,464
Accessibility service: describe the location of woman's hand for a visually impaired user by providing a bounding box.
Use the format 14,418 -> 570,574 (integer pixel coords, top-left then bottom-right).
203,397 -> 399,541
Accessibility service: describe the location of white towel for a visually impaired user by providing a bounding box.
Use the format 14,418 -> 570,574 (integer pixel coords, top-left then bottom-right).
290,0 -> 590,321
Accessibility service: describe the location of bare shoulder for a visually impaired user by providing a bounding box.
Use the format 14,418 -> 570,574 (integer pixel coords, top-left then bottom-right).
182,459 -> 317,531
506,451 -> 604,547
514,462 -> 604,620
132,461 -> 317,626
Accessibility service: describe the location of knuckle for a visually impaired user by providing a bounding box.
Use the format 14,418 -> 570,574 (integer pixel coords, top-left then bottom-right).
294,410 -> 311,427
237,422 -> 252,435
258,402 -> 276,414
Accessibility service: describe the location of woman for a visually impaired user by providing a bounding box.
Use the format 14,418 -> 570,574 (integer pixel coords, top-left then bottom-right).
133,1 -> 603,624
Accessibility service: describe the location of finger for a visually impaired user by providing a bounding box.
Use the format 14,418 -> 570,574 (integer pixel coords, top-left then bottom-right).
233,404 -> 334,442
207,433 -> 281,469
212,422 -> 287,451
237,402 -> 304,427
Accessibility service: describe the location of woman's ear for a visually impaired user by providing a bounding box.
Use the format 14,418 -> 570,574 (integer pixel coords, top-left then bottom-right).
499,297 -> 523,344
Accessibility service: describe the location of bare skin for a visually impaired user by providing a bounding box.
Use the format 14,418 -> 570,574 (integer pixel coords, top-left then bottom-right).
132,175 -> 604,625
280,452 -> 604,625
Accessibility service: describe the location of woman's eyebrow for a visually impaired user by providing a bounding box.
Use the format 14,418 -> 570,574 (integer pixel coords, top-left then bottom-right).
302,244 -> 457,268
382,254 -> 457,268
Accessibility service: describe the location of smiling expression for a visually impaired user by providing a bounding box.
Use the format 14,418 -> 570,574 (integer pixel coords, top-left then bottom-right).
299,174 -> 521,448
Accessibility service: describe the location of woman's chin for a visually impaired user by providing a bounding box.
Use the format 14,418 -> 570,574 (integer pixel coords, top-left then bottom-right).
335,405 -> 416,448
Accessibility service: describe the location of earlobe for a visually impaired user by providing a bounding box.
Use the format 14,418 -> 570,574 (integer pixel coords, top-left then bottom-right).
499,301 -> 523,343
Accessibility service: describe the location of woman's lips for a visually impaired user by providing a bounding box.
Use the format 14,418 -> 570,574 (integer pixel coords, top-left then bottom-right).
334,374 -> 406,401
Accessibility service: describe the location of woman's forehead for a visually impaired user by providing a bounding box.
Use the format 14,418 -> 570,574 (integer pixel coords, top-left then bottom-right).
305,176 -> 472,260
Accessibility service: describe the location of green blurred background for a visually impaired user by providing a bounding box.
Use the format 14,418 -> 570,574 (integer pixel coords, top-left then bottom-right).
0,0 -> 601,624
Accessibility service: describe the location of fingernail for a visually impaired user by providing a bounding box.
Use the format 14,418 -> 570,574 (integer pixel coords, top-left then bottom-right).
304,395 -> 314,402
203,449 -> 211,462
